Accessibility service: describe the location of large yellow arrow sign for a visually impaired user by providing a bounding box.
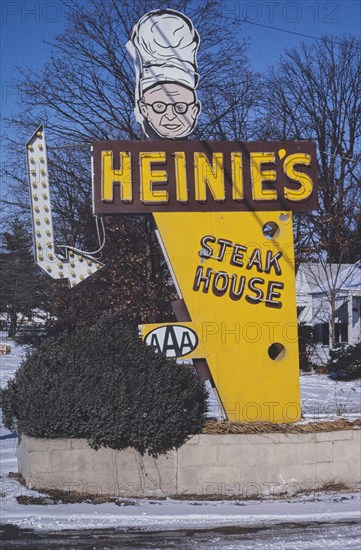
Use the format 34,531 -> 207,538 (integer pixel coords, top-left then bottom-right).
152,211 -> 300,423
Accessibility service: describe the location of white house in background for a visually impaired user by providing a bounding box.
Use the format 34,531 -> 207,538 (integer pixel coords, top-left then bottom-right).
296,262 -> 361,365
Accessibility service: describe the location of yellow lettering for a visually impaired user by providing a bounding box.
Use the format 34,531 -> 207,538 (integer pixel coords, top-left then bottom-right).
140,152 -> 168,204
174,152 -> 188,202
231,152 -> 244,200
101,151 -> 132,203
250,152 -> 277,201
284,153 -> 313,201
194,153 -> 225,202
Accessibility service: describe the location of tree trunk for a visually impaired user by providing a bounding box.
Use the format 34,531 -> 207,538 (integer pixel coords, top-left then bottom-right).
8,312 -> 18,340
330,291 -> 336,349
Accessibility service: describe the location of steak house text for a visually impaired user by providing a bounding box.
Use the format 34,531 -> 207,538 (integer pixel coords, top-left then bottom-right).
193,235 -> 285,308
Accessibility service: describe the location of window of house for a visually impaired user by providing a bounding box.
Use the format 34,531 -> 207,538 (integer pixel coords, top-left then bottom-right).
297,306 -> 305,317
335,322 -> 348,344
313,323 -> 329,345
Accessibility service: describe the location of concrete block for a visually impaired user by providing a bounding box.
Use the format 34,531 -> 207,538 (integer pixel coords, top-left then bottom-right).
216,445 -> 247,466
264,443 -> 297,465
26,437 -> 51,452
193,435 -> 234,446
29,473 -> 102,495
17,431 -> 361,498
199,479 -> 269,498
28,451 -> 52,474
282,433 -> 318,444
295,441 -> 333,464
85,448 -> 178,497
70,439 -> 92,450
177,465 -> 239,494
178,464 -> 281,495
50,449 -> 91,473
332,437 -> 360,464
28,437 -> 72,452
48,439 -> 73,451
88,447 -> 116,474
195,434 -> 283,446
243,433 -> 282,445
185,434 -> 200,445
17,438 -> 29,481
316,460 -> 361,484
217,443 -> 297,466
121,452 -> 176,496
238,465 -> 282,486
178,443 -> 219,466
316,431 -> 353,442
279,463 -> 318,486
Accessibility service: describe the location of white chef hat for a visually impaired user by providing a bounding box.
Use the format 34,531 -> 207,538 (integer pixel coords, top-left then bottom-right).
127,9 -> 200,94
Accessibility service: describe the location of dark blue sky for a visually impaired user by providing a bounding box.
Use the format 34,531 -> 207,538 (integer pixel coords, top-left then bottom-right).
1,0 -> 360,127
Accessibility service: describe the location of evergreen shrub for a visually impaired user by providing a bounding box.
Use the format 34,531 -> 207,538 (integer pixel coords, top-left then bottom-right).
327,341 -> 361,380
1,316 -> 208,456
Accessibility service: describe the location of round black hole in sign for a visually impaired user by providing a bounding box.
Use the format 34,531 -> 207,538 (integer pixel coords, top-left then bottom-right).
262,221 -> 279,239
268,342 -> 286,361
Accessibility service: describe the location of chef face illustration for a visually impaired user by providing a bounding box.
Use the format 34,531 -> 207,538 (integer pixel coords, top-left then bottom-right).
138,82 -> 200,139
127,9 -> 201,139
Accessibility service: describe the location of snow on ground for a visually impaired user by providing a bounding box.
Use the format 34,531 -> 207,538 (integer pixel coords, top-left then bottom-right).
0,339 -> 29,392
205,373 -> 361,422
206,365 -> 361,422
300,372 -> 361,421
1,496 -> 361,532
0,337 -> 360,535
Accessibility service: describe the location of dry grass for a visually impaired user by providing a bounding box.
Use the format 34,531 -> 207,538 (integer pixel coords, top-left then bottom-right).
16,491 -> 139,506
202,418 -> 361,435
318,480 -> 350,492
16,495 -> 54,505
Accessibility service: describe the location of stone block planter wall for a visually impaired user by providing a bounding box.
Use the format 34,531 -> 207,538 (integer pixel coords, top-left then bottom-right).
18,430 -> 361,498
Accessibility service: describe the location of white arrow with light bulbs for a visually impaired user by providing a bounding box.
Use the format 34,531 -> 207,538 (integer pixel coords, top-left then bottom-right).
26,125 -> 104,287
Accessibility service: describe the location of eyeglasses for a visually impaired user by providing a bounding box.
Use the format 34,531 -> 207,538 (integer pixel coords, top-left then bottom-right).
144,101 -> 195,115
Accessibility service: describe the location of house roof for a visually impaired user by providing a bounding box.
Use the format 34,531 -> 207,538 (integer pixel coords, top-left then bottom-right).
296,262 -> 361,295
338,263 -> 361,290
